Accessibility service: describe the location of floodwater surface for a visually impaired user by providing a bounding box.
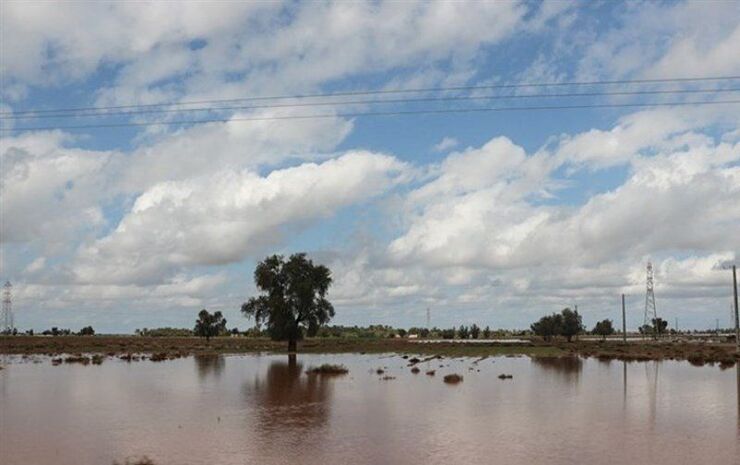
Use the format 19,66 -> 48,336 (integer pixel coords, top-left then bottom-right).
1,354 -> 738,465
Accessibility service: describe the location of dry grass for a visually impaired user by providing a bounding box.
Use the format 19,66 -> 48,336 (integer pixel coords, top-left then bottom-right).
2,336 -> 737,367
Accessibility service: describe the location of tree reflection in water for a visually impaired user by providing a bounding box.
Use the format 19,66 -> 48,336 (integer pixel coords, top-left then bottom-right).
530,356 -> 584,384
194,354 -> 225,380
246,356 -> 333,434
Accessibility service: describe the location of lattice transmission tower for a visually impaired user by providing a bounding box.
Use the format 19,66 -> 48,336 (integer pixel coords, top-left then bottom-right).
643,262 -> 658,338
2,281 -> 13,333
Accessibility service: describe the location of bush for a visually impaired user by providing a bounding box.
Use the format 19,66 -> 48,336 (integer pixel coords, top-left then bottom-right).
592,319 -> 615,340
531,314 -> 562,341
307,364 -> 349,375
78,326 -> 95,336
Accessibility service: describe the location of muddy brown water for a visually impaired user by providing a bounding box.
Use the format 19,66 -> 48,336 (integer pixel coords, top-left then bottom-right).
1,354 -> 738,465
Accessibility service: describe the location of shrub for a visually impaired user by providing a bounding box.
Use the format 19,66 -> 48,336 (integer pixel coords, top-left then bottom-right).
307,364 -> 348,375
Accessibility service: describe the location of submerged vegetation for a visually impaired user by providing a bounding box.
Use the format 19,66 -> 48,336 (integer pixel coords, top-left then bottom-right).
307,364 -> 349,375
113,457 -> 156,465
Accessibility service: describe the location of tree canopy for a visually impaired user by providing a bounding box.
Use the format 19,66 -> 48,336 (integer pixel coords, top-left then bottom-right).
639,318 -> 668,338
241,253 -> 334,352
78,326 -> 95,336
531,308 -> 584,342
530,313 -> 562,341
560,308 -> 584,342
194,309 -> 227,341
592,319 -> 615,340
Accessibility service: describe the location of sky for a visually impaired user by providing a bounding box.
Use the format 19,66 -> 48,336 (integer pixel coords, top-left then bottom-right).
1,0 -> 739,333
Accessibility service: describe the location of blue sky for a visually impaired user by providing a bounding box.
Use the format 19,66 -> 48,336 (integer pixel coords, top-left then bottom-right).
1,1 -> 739,333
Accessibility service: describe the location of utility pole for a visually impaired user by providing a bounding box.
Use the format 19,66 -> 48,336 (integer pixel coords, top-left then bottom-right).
622,294 -> 627,344
733,265 -> 739,352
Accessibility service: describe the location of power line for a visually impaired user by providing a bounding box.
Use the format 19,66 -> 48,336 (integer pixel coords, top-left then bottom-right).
4,87 -> 738,120
4,98 -> 739,132
4,75 -> 739,117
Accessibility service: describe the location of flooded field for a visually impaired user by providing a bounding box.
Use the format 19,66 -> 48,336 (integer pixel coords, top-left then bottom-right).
1,354 -> 738,465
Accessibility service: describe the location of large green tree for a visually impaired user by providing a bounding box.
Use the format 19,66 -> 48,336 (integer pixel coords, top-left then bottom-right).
531,314 -> 562,341
241,253 -> 334,352
560,308 -> 584,342
194,309 -> 227,342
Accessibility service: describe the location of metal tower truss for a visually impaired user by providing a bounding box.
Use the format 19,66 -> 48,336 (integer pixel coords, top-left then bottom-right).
643,262 -> 658,338
2,281 -> 13,334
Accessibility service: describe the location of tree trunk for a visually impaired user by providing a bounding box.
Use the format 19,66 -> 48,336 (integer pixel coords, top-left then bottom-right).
288,338 -> 297,353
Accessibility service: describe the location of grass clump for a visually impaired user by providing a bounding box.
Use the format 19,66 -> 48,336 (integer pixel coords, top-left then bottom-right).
718,358 -> 736,370
307,363 -> 349,375
443,373 -> 463,384
64,355 -> 91,365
